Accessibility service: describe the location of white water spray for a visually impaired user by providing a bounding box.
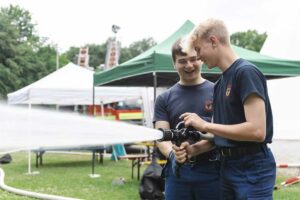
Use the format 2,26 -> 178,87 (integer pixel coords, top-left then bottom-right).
0,104 -> 163,153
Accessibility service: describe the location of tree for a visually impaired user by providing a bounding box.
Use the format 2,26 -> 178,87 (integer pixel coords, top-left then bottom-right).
37,44 -> 68,73
63,37 -> 157,70
63,44 -> 107,70
0,5 -> 57,99
119,37 -> 156,63
0,11 -> 23,98
0,5 -> 39,47
230,30 -> 267,52
86,44 -> 107,68
63,46 -> 80,65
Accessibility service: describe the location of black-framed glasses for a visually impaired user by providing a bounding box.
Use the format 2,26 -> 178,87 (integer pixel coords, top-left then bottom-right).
176,56 -> 201,65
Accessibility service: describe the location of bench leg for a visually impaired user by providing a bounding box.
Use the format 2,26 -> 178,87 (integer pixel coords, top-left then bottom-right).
99,152 -> 103,164
35,151 -> 44,168
131,160 -> 134,179
92,151 -> 96,175
35,152 -> 39,168
137,158 -> 141,180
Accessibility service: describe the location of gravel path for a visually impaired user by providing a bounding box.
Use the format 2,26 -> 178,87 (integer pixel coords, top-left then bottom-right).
269,139 -> 300,176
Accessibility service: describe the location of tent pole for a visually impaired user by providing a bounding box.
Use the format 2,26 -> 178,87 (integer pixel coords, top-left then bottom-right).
153,72 -> 157,103
27,104 -> 32,174
100,100 -> 104,117
26,104 -> 39,175
152,72 -> 158,156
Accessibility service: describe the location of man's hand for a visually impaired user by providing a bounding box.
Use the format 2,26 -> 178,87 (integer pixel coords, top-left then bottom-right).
172,142 -> 190,163
180,112 -> 208,132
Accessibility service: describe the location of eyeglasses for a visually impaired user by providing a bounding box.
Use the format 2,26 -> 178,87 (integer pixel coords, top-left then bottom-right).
176,56 -> 201,65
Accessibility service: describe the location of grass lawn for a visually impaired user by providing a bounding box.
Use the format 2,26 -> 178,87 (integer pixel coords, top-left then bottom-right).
0,152 -> 299,200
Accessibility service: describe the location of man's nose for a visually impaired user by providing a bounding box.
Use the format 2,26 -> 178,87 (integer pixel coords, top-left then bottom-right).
185,61 -> 194,67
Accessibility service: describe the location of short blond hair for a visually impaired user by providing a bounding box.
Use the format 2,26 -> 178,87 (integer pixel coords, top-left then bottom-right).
183,18 -> 230,53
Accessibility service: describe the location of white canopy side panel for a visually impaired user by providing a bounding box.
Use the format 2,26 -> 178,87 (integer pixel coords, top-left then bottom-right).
268,77 -> 300,140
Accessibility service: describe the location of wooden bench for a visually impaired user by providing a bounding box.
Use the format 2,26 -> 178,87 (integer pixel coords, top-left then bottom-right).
118,154 -> 148,180
137,141 -> 155,160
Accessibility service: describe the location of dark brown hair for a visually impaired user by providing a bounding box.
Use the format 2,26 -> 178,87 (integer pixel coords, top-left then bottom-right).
171,38 -> 187,63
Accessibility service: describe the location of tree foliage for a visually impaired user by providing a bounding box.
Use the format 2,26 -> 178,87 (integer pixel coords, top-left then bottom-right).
119,37 -> 156,63
63,44 -> 107,69
63,37 -> 157,70
0,5 -> 59,99
0,5 -> 38,46
230,30 -> 267,52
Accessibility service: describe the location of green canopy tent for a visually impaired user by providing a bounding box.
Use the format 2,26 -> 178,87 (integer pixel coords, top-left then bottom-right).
94,20 -> 300,97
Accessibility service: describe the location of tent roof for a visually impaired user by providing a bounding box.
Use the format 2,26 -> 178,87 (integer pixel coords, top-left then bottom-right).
94,20 -> 300,87
8,63 -> 143,105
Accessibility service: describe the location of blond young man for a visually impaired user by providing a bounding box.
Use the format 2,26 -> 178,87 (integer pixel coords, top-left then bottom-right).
177,19 -> 276,199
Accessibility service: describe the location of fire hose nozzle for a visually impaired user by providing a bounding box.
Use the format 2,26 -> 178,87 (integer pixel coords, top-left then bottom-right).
157,128 -> 213,142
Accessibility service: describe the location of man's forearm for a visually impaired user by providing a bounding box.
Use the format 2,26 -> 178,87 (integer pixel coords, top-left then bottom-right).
190,140 -> 215,157
205,122 -> 265,142
157,141 -> 173,157
155,121 -> 172,157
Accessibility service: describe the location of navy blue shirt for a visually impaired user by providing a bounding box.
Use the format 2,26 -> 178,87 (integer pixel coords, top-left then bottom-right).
213,58 -> 273,147
154,81 -> 214,129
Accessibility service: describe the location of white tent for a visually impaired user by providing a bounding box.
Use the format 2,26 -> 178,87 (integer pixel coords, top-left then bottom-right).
7,63 -> 143,105
268,76 -> 300,140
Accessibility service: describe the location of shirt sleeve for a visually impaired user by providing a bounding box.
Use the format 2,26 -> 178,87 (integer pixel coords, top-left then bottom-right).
235,65 -> 266,104
153,93 -> 169,123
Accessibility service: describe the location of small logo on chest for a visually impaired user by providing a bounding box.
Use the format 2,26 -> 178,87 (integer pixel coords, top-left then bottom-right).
204,100 -> 213,112
226,84 -> 231,97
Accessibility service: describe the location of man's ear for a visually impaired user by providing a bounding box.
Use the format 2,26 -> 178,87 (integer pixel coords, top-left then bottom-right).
209,35 -> 218,47
172,60 -> 178,70
173,64 -> 178,71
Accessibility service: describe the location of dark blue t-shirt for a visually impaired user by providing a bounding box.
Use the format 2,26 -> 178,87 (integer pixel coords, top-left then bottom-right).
154,81 -> 214,129
213,58 -> 273,147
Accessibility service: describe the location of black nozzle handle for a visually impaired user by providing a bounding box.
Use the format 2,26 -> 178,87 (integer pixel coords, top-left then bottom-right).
196,131 -> 214,141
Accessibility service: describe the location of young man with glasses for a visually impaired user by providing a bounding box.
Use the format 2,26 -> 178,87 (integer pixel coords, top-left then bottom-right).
154,37 -> 220,200
178,18 -> 276,199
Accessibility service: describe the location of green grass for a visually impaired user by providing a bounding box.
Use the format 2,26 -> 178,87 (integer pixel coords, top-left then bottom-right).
1,152 -> 300,200
273,176 -> 300,200
0,152 -> 144,200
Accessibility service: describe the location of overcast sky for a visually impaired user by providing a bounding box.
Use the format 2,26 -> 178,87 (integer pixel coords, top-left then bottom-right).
0,0 -> 298,56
